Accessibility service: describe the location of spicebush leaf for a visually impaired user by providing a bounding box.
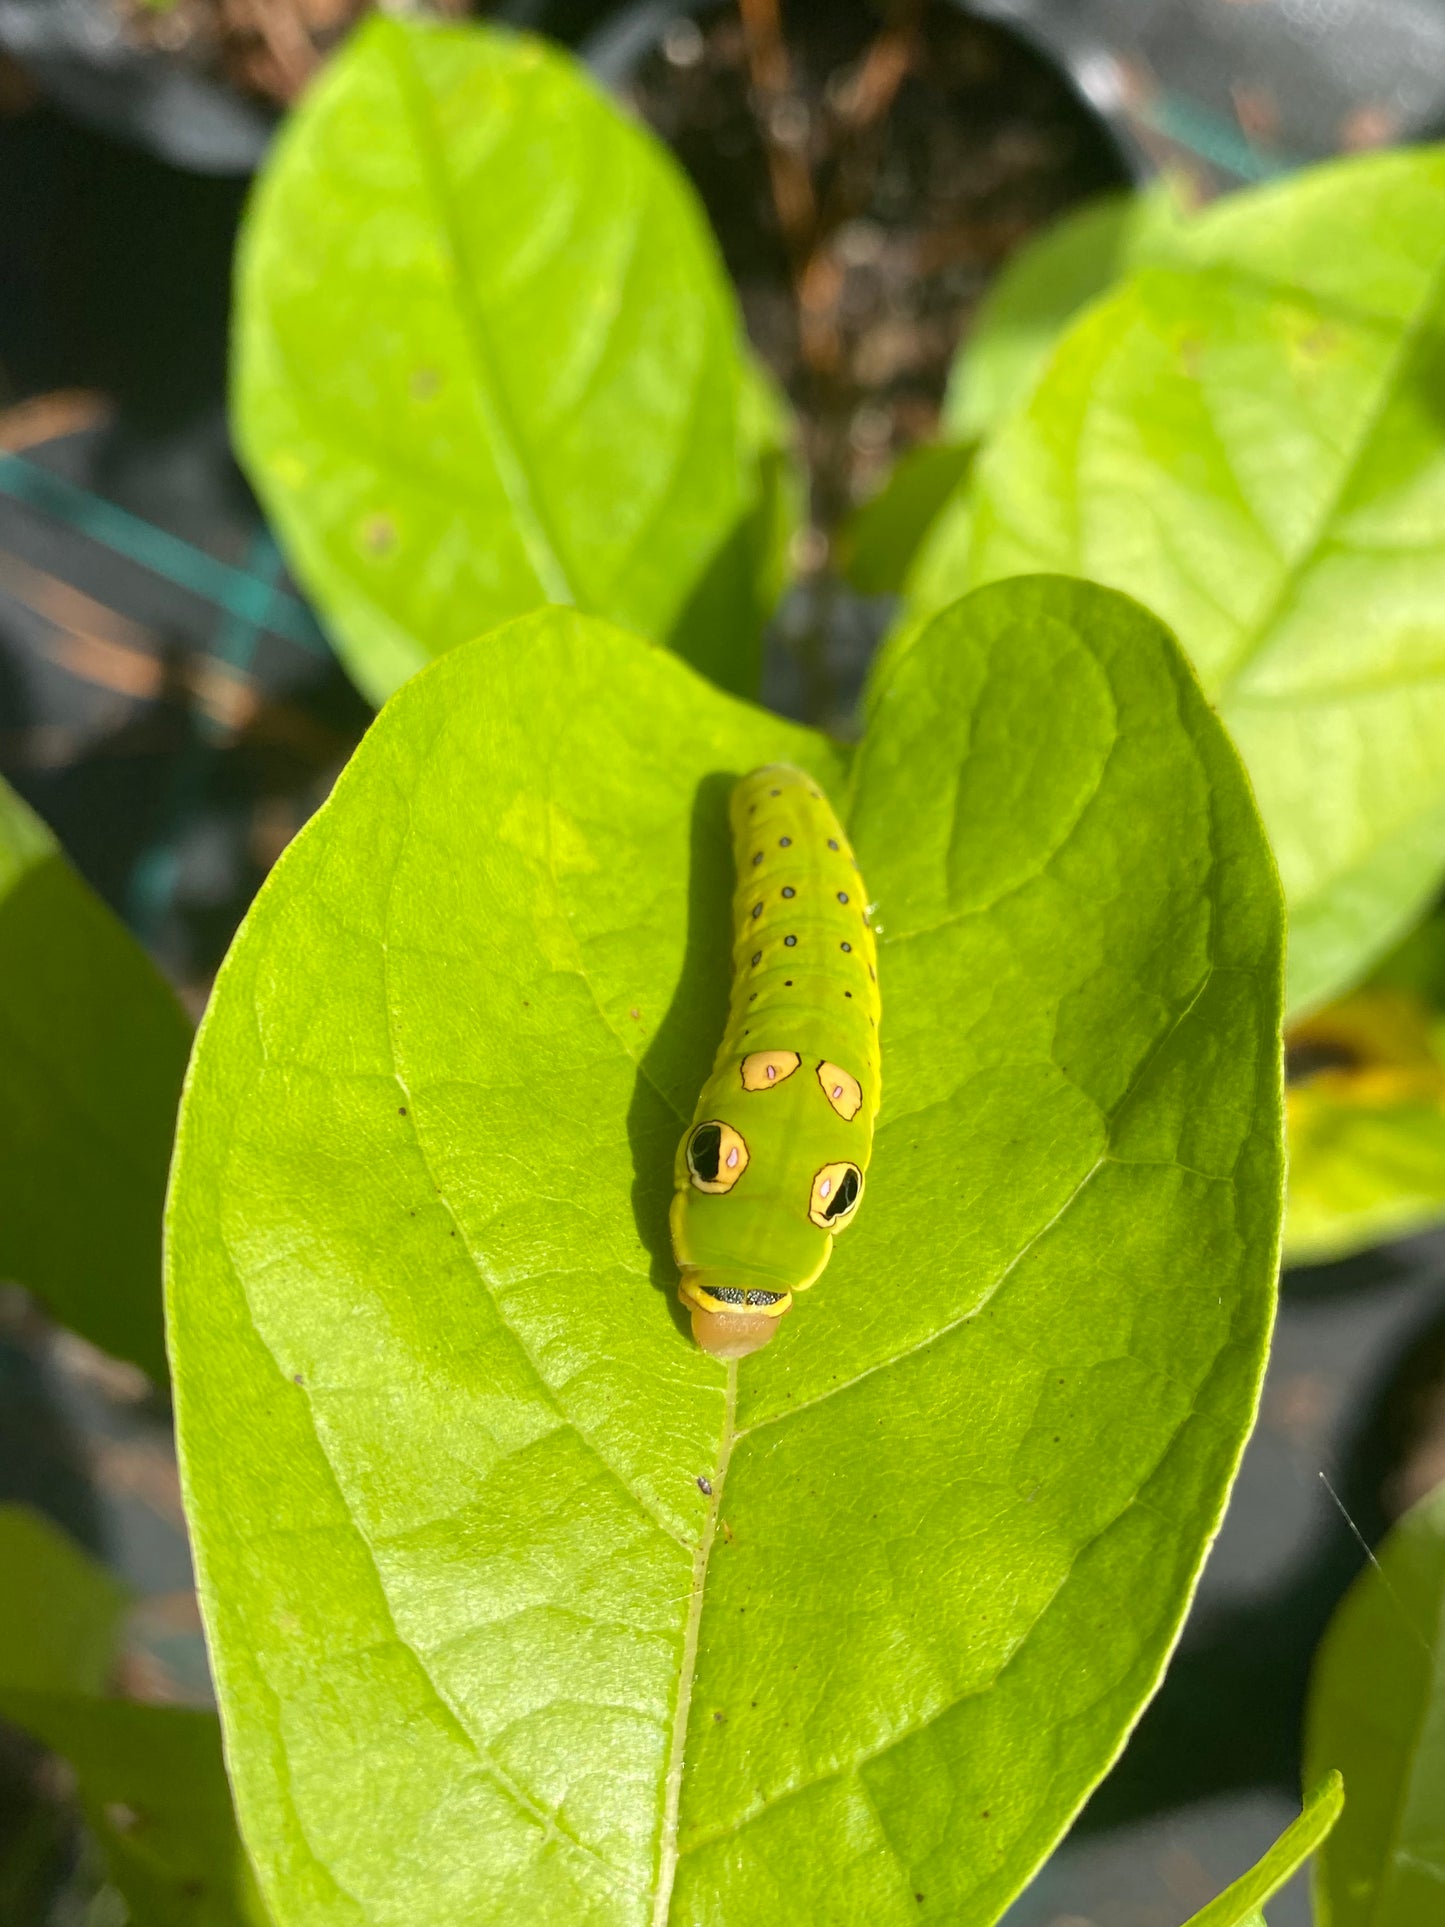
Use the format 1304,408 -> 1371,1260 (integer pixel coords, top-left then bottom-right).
167,580 -> 1284,1927
1178,1772 -> 1343,1926
0,1693 -> 269,1927
0,776 -> 189,1380
0,1506 -> 126,1697
1306,1480 -> 1445,1925
0,1507 -> 264,1927
913,146 -> 1445,1019
942,177 -> 1191,443
235,15 -> 790,707
1284,982 -> 1445,1265
836,442 -> 974,596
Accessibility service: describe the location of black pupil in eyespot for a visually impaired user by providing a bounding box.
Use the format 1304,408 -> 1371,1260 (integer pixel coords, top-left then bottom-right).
689,1124 -> 722,1183
824,1168 -> 859,1220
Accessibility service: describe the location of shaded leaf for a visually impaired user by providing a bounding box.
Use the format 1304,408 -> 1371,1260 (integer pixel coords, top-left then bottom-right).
1178,1772 -> 1343,1925
235,15 -> 789,706
0,776 -> 190,1380
668,363 -> 802,697
943,176 -> 1192,442
0,1694 -> 269,1927
1306,1481 -> 1445,1925
168,581 -> 1283,1926
836,442 -> 974,596
912,146 -> 1445,1019
0,1506 -> 126,1697
0,1506 -> 264,1927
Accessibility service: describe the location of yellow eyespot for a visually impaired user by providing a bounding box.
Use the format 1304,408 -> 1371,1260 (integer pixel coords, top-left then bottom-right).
816,1060 -> 863,1120
741,1050 -> 801,1091
809,1161 -> 863,1229
687,1120 -> 749,1194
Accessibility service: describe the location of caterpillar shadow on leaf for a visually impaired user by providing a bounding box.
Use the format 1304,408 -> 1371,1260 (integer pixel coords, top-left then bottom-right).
626,770 -> 738,1343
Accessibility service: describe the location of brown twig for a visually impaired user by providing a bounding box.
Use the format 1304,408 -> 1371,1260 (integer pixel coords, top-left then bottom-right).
828,0 -> 923,137
737,0 -> 819,270
219,0 -> 320,101
739,0 -> 925,387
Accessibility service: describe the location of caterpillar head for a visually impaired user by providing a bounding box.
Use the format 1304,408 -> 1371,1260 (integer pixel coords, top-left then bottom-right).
678,1276 -> 791,1357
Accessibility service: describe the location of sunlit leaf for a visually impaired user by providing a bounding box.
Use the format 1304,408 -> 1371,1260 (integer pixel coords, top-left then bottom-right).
235,15 -> 790,706
1178,1772 -> 1342,1926
912,146 -> 1445,1018
942,176 -> 1192,442
169,579 -> 1283,1925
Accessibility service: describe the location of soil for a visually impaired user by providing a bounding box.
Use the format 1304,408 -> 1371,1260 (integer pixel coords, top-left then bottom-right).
115,0 -> 469,108
626,0 -> 1127,534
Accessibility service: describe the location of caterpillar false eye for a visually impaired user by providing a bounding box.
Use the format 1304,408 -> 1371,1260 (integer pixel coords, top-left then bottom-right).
686,1120 -> 749,1194
670,765 -> 881,1356
816,1060 -> 863,1121
741,1050 -> 801,1091
809,1161 -> 863,1229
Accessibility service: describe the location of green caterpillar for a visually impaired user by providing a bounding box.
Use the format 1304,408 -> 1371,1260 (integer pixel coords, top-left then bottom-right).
670,765 -> 881,1357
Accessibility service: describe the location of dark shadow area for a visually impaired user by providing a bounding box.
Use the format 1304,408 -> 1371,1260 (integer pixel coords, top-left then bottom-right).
0,1322 -> 103,1554
665,457 -> 781,703
627,768 -> 739,1339
0,106 -> 246,427
16,635 -> 200,916
1354,1290 -> 1445,1524
0,1311 -> 105,1926
1074,1245 -> 1445,1837
1282,1238 -> 1429,1302
1075,1514 -> 1373,1831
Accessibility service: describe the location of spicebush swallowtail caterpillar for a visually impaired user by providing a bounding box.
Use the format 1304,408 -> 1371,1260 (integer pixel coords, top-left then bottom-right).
670,765 -> 880,1357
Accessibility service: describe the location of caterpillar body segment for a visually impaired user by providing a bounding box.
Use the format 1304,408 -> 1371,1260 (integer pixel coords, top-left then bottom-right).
670,765 -> 881,1357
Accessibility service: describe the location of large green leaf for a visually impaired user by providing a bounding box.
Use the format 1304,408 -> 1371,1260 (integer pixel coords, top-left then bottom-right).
235,15 -> 789,707
911,146 -> 1445,1020
942,177 -> 1191,443
0,1507 -> 264,1927
1179,1772 -> 1343,1926
168,581 -> 1284,1926
0,776 -> 189,1380
1306,1479 -> 1445,1925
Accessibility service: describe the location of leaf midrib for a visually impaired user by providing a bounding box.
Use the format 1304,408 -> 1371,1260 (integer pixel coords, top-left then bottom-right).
385,26 -> 577,610
1200,247 -> 1445,701
672,952 -> 1229,1880
653,1362 -> 737,1927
